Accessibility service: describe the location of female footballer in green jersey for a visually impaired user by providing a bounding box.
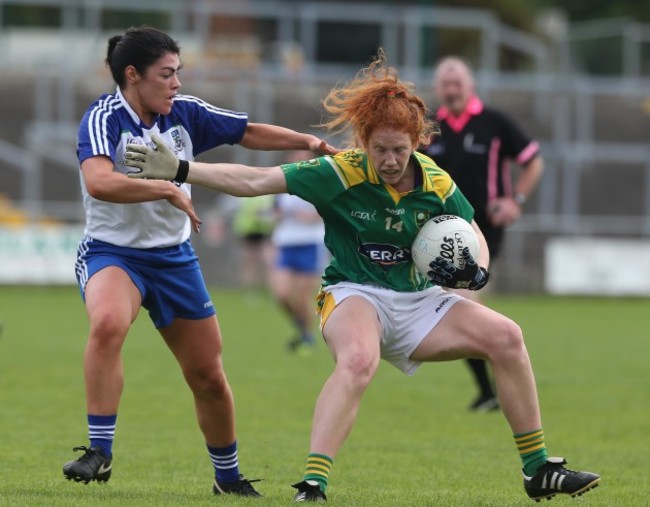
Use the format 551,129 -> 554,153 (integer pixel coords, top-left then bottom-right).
124,50 -> 600,503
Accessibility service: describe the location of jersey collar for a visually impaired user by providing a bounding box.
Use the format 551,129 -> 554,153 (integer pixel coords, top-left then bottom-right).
369,153 -> 424,205
436,95 -> 483,133
115,86 -> 161,127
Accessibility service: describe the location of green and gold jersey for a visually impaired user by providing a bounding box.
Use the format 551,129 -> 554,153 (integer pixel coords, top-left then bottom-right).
282,149 -> 474,292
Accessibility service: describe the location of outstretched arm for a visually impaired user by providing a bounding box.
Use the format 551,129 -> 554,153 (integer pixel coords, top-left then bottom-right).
239,123 -> 339,155
125,134 -> 288,197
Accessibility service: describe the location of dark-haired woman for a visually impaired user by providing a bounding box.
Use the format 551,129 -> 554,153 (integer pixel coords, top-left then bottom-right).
63,25 -> 336,497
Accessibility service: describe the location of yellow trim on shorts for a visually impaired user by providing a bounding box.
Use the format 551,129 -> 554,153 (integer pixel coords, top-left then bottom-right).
319,290 -> 337,331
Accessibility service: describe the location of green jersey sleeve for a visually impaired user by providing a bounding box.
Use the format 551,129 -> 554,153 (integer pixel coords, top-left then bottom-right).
281,154 -> 347,207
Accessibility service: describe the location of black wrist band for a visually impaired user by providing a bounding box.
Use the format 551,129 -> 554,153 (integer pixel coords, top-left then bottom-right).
175,159 -> 189,183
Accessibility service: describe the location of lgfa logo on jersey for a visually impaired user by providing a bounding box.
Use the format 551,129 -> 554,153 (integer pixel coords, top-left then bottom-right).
350,209 -> 377,221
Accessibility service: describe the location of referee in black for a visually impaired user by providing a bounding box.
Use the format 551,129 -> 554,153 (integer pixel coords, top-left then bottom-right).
420,56 -> 544,412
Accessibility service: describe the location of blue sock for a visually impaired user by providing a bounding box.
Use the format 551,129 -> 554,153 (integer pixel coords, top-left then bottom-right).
88,414 -> 116,458
207,441 -> 239,483
292,318 -> 304,335
302,332 -> 315,345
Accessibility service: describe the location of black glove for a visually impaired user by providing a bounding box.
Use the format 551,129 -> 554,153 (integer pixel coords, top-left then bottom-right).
427,246 -> 490,290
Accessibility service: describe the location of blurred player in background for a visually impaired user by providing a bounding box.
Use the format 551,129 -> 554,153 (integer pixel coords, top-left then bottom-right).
420,56 -> 544,412
232,194 -> 276,302
270,150 -> 327,355
64,25 -> 336,497
125,49 -> 599,504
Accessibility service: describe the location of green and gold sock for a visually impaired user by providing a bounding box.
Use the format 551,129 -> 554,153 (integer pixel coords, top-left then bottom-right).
515,429 -> 548,476
303,453 -> 333,493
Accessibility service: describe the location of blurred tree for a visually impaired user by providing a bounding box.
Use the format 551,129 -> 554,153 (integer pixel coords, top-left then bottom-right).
528,0 -> 650,23
434,0 -> 537,31
1,4 -> 168,29
101,10 -> 169,30
529,0 -> 649,75
417,0 -> 540,71
3,5 -> 60,27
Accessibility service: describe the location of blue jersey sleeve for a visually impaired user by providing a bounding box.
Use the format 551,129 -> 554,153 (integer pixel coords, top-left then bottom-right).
77,94 -> 123,164
171,95 -> 248,156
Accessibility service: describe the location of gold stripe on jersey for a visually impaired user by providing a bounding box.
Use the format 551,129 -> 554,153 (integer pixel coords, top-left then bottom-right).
325,150 -> 457,204
325,150 -> 380,189
413,151 -> 457,203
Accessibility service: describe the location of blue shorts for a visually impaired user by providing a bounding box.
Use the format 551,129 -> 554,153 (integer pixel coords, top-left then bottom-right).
275,244 -> 325,275
75,237 -> 215,329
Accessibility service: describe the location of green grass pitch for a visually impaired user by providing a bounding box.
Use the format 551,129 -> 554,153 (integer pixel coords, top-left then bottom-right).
0,286 -> 647,506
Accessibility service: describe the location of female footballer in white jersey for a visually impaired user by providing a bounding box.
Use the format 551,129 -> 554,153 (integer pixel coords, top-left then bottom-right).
63,26 -> 336,497
270,150 -> 327,354
124,50 -> 600,503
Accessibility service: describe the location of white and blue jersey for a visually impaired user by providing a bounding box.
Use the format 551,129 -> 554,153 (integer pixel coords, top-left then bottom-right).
77,86 -> 248,249
273,194 -> 327,275
75,87 -> 248,325
272,194 -> 325,247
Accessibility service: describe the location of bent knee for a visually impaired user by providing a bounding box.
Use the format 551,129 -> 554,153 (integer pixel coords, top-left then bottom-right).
337,350 -> 379,387
501,317 -> 524,346
488,316 -> 526,356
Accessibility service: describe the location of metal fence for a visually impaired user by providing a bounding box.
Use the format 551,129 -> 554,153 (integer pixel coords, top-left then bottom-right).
1,0 -> 649,290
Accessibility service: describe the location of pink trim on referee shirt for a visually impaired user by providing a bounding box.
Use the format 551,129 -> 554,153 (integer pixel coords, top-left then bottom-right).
517,141 -> 539,165
502,159 -> 513,196
437,96 -> 484,133
487,137 -> 501,203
